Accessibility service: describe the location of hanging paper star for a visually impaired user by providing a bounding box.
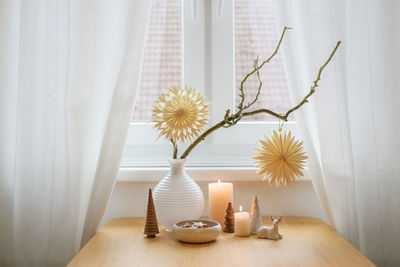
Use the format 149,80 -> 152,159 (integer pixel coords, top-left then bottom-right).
152,86 -> 209,143
254,130 -> 308,186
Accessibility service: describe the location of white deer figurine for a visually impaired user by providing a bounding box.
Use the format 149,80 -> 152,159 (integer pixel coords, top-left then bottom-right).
256,216 -> 282,240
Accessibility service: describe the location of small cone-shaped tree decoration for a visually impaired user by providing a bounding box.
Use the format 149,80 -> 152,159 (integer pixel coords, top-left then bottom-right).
144,189 -> 159,238
249,195 -> 262,234
223,202 -> 235,233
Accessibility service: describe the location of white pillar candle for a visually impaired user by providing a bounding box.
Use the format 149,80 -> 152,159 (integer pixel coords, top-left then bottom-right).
208,179 -> 233,226
234,205 -> 250,236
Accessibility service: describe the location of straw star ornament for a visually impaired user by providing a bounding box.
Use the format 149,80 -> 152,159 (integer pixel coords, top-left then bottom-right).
254,130 -> 308,186
152,86 -> 209,143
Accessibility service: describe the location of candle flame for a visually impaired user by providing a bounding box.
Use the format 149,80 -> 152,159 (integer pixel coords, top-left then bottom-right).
239,205 -> 243,212
218,179 -> 221,184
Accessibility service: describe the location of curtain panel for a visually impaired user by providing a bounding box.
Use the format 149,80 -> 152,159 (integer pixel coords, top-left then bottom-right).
0,0 -> 151,266
273,0 -> 400,266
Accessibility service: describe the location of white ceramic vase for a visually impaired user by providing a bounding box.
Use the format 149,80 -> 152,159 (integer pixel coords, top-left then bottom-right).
153,159 -> 204,231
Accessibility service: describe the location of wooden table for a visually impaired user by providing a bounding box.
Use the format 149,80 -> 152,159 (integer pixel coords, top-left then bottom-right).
68,217 -> 374,267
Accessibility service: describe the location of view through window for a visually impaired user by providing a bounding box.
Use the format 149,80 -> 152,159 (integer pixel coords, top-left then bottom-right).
132,0 -> 182,122
132,0 -> 293,123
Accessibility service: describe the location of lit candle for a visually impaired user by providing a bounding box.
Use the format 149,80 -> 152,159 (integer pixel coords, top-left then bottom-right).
234,205 -> 250,236
208,179 -> 233,226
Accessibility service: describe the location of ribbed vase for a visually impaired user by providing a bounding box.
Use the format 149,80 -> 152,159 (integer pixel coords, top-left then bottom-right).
153,159 -> 204,231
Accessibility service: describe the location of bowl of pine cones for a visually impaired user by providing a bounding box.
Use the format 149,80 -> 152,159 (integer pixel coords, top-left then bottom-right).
172,220 -> 221,243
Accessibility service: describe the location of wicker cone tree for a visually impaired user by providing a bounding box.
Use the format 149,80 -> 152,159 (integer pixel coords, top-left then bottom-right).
144,189 -> 159,238
223,202 -> 235,233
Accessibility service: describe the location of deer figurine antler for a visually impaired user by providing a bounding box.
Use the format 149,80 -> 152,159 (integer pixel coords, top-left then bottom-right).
256,216 -> 283,240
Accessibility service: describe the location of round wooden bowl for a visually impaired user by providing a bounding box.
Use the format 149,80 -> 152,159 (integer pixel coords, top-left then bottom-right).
172,220 -> 221,243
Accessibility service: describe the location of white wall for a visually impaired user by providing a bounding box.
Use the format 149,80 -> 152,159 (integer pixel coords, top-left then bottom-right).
101,180 -> 325,227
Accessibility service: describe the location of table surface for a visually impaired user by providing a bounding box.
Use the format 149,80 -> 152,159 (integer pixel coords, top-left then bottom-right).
68,217 -> 374,267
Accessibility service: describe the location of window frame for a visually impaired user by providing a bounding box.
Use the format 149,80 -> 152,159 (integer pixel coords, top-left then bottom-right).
122,0 -> 298,170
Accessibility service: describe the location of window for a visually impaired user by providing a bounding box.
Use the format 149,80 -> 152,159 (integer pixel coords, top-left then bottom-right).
122,0 -> 296,168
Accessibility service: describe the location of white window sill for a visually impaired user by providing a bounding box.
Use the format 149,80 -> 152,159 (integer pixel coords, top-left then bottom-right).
118,167 -> 311,183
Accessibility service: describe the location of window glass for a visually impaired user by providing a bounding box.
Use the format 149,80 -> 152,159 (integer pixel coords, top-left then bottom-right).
235,0 -> 293,121
132,0 -> 182,122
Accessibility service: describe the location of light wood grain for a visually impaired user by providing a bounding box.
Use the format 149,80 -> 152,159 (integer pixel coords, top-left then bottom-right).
68,217 -> 374,267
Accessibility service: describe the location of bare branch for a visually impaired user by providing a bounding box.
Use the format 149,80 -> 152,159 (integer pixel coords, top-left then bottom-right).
239,41 -> 342,121
282,40 -> 342,120
243,56 -> 263,110
237,26 -> 292,111
179,33 -> 341,159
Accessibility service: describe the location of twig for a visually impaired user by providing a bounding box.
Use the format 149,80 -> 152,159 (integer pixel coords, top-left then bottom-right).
281,41 -> 342,120
243,56 -> 263,110
179,34 -> 341,159
239,40 -> 342,121
171,139 -> 178,159
237,27 -> 291,111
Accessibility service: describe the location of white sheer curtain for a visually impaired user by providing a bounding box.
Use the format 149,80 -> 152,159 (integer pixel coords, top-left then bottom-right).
273,0 -> 400,266
0,0 -> 151,266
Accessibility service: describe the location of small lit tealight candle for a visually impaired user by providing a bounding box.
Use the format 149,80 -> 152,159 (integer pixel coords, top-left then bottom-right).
234,205 -> 250,236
